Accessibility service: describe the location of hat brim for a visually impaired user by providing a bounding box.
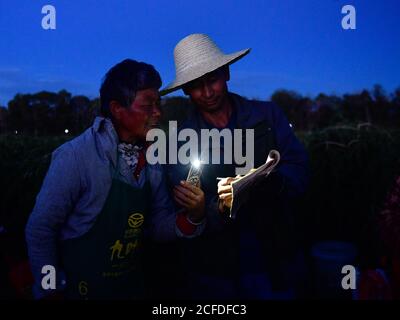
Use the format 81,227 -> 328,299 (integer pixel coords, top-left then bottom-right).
160,48 -> 251,96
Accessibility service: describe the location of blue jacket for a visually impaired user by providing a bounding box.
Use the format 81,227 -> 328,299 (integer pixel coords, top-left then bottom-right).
25,116 -> 202,299
167,93 -> 309,231
166,92 -> 309,298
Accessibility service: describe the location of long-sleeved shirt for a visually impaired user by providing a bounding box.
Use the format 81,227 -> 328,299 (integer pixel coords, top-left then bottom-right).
25,116 -> 204,298
165,92 -> 309,298
167,92 -> 309,234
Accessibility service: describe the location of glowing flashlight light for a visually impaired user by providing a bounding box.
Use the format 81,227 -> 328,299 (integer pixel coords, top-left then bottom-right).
192,159 -> 201,169
186,159 -> 202,187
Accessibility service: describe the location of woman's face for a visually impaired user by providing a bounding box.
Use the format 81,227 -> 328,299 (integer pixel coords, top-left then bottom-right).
114,88 -> 161,142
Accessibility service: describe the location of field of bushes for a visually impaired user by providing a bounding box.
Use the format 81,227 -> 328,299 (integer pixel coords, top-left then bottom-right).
1,125 -> 399,261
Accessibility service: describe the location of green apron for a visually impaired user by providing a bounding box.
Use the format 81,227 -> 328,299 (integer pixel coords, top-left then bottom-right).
60,154 -> 150,300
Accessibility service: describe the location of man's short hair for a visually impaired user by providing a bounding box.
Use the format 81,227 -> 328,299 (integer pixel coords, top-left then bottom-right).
100,59 -> 162,118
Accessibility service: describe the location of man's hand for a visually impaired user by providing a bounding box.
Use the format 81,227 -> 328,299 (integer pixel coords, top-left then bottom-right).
217,176 -> 241,211
173,181 -> 205,223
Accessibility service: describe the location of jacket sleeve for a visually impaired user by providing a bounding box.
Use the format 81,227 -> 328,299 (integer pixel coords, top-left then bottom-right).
148,164 -> 205,242
25,143 -> 82,299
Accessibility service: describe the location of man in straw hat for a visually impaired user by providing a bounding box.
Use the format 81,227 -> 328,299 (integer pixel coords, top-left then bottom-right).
162,34 -> 309,299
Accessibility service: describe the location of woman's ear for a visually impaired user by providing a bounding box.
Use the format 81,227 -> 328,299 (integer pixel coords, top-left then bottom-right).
109,101 -> 121,120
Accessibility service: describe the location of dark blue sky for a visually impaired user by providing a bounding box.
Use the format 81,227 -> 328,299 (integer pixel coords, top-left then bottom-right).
0,0 -> 399,106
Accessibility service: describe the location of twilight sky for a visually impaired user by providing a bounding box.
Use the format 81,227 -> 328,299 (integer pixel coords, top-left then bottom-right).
0,0 -> 399,105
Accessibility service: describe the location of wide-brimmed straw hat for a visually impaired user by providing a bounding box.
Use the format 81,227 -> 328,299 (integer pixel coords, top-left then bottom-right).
161,33 -> 250,95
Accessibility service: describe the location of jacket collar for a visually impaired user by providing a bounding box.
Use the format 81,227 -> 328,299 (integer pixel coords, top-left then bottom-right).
93,116 -> 119,167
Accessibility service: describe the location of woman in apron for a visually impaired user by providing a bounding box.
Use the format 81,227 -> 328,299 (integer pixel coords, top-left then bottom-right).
26,59 -> 206,300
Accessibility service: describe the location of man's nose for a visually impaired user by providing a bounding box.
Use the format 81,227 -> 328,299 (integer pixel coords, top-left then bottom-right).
152,104 -> 161,118
202,83 -> 214,99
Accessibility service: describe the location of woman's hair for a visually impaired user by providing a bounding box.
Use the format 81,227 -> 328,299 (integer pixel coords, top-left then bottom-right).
100,59 -> 162,118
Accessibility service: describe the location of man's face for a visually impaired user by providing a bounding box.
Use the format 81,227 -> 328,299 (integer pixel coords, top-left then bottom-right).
183,67 -> 230,113
117,88 -> 161,142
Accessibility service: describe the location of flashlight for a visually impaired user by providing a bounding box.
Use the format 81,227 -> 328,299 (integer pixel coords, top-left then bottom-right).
186,159 -> 202,187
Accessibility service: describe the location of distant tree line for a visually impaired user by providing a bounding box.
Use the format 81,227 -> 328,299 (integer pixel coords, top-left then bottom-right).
0,90 -> 100,136
0,84 -> 399,135
270,84 -> 400,131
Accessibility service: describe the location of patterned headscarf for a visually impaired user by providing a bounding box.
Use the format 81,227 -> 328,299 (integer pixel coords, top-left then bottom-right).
117,142 -> 144,172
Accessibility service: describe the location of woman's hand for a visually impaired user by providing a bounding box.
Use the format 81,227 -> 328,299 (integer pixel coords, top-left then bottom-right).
173,181 -> 205,222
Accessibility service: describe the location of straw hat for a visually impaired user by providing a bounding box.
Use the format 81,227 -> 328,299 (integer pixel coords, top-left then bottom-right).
161,33 -> 250,95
